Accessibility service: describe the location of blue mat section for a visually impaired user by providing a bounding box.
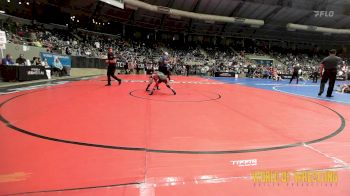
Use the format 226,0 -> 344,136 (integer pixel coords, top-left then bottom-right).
211,77 -> 350,105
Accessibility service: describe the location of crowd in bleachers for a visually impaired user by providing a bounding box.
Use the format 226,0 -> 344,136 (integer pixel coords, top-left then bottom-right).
1,16 -> 349,84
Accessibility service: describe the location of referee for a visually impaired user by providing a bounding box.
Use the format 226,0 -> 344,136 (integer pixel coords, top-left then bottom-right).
289,64 -> 301,84
318,49 -> 342,97
159,51 -> 171,80
105,47 -> 122,86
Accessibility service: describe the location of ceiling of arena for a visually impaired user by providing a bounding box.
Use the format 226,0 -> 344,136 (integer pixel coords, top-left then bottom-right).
1,0 -> 350,43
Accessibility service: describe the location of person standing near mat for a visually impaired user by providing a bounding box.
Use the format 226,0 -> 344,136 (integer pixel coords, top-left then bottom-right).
318,49 -> 342,97
289,63 -> 301,84
159,51 -> 172,81
105,47 -> 122,86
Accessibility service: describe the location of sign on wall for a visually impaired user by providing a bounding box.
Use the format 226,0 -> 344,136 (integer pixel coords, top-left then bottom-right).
0,30 -> 6,44
40,52 -> 72,68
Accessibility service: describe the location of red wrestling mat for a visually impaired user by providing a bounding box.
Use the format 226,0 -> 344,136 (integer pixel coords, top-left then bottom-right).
0,75 -> 349,195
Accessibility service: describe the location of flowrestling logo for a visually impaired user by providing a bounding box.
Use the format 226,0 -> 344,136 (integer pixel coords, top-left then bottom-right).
314,11 -> 334,17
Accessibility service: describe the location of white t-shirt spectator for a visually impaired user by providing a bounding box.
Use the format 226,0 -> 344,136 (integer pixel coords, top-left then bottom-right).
25,59 -> 31,66
95,42 -> 100,49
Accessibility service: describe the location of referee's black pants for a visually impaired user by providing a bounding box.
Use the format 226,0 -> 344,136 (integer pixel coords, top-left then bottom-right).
289,72 -> 299,84
319,69 -> 337,97
159,66 -> 171,80
312,72 -> 318,83
107,65 -> 120,85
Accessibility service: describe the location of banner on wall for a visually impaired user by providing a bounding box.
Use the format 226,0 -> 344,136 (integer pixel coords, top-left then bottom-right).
40,52 -> 71,68
0,30 -> 6,44
0,30 -> 6,57
116,61 -> 125,68
23,45 -> 30,51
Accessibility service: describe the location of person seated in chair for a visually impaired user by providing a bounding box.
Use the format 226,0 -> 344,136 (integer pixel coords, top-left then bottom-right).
2,54 -> 15,65
16,54 -> 27,66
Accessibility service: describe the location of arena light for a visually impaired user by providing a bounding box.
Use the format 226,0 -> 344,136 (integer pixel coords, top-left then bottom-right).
124,0 -> 264,26
158,6 -> 170,14
169,15 -> 181,19
287,23 -> 350,34
100,0 -> 124,9
250,24 -> 260,28
125,4 -> 138,10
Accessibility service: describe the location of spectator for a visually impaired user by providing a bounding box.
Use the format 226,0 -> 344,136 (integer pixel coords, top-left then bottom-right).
33,57 -> 42,66
32,57 -> 40,65
41,58 -> 51,79
66,47 -> 72,55
16,54 -> 27,65
2,54 -> 15,65
41,58 -> 49,67
341,64 -> 348,81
